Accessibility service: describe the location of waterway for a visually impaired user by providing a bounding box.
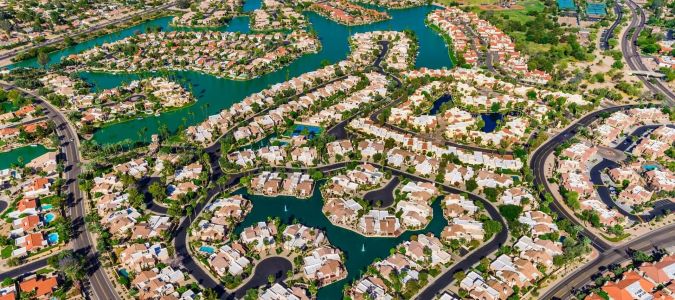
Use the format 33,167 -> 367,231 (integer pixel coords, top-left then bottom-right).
479,113 -> 504,133
231,182 -> 447,299
9,2 -> 453,146
0,144 -> 50,169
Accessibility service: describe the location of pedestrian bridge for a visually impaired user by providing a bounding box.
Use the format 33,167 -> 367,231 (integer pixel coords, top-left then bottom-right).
630,70 -> 666,78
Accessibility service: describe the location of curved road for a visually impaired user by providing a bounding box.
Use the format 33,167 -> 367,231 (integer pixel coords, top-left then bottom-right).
0,2 -> 176,63
587,124 -> 675,223
0,82 -> 120,300
622,0 -> 675,105
530,105 -> 646,252
600,2 -> 623,50
542,223 -> 675,299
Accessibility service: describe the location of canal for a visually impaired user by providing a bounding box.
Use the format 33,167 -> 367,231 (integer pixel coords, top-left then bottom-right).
231,182 -> 448,299
9,1 -> 454,145
0,144 -> 50,169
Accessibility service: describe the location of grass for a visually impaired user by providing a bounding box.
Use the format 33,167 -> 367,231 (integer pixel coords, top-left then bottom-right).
600,232 -> 630,242
493,0 -> 545,23
436,0 -> 500,5
1,245 -> 15,259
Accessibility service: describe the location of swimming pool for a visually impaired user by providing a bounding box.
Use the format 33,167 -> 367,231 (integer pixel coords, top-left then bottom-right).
41,204 -> 53,211
47,233 -> 59,244
644,165 -> 659,171
44,213 -> 56,223
118,268 -> 129,278
290,124 -> 322,139
199,245 -> 215,254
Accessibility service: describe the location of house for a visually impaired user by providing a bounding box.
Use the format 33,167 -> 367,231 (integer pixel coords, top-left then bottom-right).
302,246 -> 345,285
588,271 -> 655,300
282,224 -> 325,250
209,243 -> 251,276
14,232 -> 47,256
351,276 -> 392,300
0,286 -> 16,300
358,210 -> 401,236
518,211 -> 558,236
618,185 -> 653,207
442,216 -> 485,242
443,194 -> 478,217
639,254 -> 675,285
19,275 -> 58,299
119,243 -> 169,272
240,221 -> 277,250
259,283 -> 309,300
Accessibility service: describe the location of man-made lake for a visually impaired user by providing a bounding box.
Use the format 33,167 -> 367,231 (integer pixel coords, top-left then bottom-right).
232,183 -> 447,299
6,1 -> 460,297
10,2 -> 453,145
479,113 -> 504,133
0,144 -> 50,169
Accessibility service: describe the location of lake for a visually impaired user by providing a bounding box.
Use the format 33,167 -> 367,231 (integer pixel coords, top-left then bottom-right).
10,2 -> 454,145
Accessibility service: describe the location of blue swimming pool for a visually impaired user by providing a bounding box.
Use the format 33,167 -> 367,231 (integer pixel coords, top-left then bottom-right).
44,213 -> 56,223
290,124 -> 322,139
47,233 -> 59,244
644,165 -> 659,171
41,204 -> 53,211
118,268 -> 129,278
199,245 -> 215,254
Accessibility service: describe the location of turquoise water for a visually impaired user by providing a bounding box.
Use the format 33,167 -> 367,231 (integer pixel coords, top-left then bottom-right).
289,124 -> 322,139
199,245 -> 215,254
47,232 -> 59,244
44,213 -> 56,223
243,0 -> 262,12
0,145 -> 50,170
643,164 -> 659,171
118,268 -> 130,278
10,3 -> 453,145
41,204 -> 53,211
232,182 -> 448,299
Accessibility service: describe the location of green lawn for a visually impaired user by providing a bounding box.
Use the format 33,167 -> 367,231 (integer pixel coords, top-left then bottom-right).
494,0 -> 545,23
1,246 -> 15,259
437,0 -> 500,5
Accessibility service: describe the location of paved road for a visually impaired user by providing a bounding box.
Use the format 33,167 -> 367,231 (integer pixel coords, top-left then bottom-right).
0,116 -> 48,130
367,96 -> 512,155
0,2 -> 175,62
229,257 -> 293,299
621,0 -> 675,105
0,82 -> 120,300
588,124 -> 675,223
137,176 -> 169,215
541,223 -> 675,300
600,2 -> 623,50
363,177 -> 399,207
530,105 -> 642,253
0,256 -> 49,281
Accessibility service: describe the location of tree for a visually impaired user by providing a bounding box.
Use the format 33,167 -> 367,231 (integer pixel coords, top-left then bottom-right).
498,205 -> 523,222
453,270 -> 466,282
37,51 -> 50,68
564,191 -> 580,210
148,181 -> 166,202
465,179 -> 478,192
